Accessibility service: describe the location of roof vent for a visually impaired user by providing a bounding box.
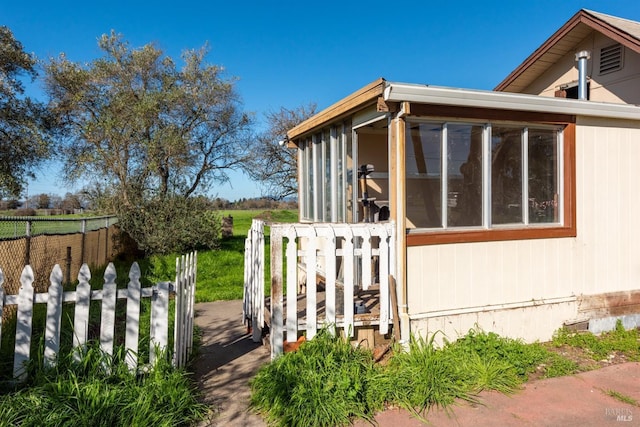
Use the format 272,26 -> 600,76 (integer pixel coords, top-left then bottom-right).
599,44 -> 623,74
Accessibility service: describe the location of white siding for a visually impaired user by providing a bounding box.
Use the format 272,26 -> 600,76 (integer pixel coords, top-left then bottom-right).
406,117 -> 640,342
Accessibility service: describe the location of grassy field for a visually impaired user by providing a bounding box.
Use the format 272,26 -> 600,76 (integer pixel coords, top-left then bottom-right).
148,209 -> 298,303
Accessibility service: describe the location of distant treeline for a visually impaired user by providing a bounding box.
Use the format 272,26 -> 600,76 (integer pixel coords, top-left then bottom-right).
211,197 -> 297,210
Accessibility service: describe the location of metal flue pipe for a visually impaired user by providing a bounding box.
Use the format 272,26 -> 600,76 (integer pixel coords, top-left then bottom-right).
575,50 -> 591,100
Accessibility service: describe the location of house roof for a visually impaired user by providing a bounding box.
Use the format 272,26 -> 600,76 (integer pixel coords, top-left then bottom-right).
495,9 -> 640,93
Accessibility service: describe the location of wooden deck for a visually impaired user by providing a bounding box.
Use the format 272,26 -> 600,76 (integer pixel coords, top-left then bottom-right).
265,284 -> 391,337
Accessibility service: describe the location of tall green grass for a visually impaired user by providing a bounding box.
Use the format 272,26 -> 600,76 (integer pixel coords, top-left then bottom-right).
250,326 -> 594,426
0,344 -> 207,426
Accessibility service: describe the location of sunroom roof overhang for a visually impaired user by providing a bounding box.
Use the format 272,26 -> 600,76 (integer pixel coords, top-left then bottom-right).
383,82 -> 640,121
287,79 -> 640,145
286,78 -> 387,144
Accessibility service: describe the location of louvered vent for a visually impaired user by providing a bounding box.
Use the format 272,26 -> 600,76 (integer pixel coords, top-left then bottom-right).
599,44 -> 623,74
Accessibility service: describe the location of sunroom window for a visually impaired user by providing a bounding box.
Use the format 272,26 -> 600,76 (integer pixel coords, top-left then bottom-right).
299,122 -> 353,223
406,120 -> 562,231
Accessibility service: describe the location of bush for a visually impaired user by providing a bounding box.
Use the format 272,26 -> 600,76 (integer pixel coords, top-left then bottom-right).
117,196 -> 221,255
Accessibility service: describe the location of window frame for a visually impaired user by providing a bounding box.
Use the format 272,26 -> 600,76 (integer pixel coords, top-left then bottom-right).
404,106 -> 576,246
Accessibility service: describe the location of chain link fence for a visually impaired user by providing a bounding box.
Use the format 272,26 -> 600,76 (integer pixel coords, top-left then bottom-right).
0,216 -> 120,294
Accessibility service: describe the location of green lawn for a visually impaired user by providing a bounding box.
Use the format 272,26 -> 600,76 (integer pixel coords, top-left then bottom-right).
150,209 -> 298,302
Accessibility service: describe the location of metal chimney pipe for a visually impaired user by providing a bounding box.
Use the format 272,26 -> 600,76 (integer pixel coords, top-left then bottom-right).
575,50 -> 591,100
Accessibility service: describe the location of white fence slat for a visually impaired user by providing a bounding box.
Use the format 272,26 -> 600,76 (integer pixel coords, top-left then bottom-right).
73,264 -> 92,362
44,265 -> 64,367
317,226 -> 337,334
243,236 -> 251,323
173,256 -> 184,367
257,228 -> 264,338
252,223 -> 264,343
342,228 -> 355,338
187,252 -> 196,357
378,227 -> 390,335
125,262 -> 142,370
150,281 -> 170,364
270,227 -> 284,359
301,227 -> 318,339
14,265 -> 35,379
100,263 -> 117,357
285,226 -> 298,342
359,228 -> 373,289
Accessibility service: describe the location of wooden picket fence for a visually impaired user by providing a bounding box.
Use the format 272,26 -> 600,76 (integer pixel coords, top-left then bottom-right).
0,252 -> 196,380
243,219 -> 396,359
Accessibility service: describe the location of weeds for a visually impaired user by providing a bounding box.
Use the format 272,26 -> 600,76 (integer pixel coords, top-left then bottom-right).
605,389 -> 639,406
250,323 -> 640,427
553,320 -> 640,361
250,330 -> 382,427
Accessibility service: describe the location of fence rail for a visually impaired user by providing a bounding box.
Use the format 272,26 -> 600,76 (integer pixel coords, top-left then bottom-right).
0,252 -> 196,381
0,215 -> 118,239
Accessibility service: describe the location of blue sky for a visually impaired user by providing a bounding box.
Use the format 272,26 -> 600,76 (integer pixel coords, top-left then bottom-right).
4,0 -> 640,201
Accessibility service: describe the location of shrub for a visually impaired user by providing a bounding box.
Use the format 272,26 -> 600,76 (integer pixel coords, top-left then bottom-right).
117,195 -> 221,255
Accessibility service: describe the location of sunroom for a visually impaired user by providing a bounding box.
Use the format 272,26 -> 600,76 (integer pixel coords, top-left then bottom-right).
247,77 -> 640,356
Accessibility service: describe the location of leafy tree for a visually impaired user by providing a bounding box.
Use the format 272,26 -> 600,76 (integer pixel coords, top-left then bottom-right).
0,26 -> 54,198
245,104 -> 316,200
44,31 -> 253,253
35,193 -> 51,209
61,192 -> 82,211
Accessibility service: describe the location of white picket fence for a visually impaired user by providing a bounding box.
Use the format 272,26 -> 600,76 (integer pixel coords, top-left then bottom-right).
243,219 -> 264,343
243,219 -> 396,359
0,252 -> 196,380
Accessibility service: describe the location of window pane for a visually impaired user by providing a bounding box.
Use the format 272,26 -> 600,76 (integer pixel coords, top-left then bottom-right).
528,128 -> 558,223
491,127 -> 523,224
324,129 -> 331,221
346,127 -> 354,222
448,124 -> 483,227
405,122 -> 442,228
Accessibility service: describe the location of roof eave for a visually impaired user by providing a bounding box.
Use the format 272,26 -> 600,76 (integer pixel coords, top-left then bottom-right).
495,9 -> 640,92
287,78 -> 387,142
385,82 -> 640,120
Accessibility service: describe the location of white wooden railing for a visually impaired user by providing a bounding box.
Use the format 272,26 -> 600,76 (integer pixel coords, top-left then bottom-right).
243,220 -> 396,359
0,252 -> 196,380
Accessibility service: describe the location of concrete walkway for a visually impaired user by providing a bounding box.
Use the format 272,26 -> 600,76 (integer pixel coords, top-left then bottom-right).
192,300 -> 269,426
192,300 -> 640,426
